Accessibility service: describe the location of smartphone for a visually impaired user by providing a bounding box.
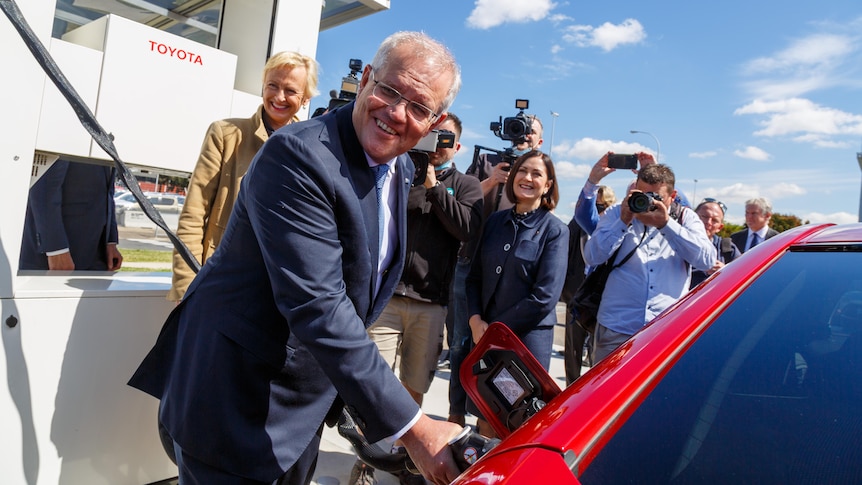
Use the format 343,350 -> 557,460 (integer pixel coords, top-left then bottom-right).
608,154 -> 638,169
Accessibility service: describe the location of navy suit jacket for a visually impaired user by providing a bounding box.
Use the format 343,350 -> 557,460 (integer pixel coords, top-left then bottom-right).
19,160 -> 118,270
129,105 -> 419,481
730,227 -> 779,253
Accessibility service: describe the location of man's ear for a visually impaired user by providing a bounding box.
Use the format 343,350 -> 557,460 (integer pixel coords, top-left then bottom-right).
357,65 -> 373,92
428,112 -> 448,132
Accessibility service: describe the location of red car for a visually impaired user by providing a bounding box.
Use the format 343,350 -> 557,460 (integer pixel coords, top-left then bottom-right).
456,223 -> 862,484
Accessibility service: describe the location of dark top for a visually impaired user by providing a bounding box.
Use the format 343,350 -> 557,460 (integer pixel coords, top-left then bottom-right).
466,207 -> 569,336
19,160 -> 118,271
395,166 -> 483,304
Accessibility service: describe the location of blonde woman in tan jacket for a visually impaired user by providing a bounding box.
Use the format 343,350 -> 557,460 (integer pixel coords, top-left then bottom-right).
168,51 -> 319,301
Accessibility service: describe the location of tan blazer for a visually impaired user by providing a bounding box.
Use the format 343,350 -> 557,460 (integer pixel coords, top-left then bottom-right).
168,106 -> 277,301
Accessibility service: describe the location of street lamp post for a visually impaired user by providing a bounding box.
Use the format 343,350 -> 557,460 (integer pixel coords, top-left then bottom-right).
549,111 -> 559,157
630,130 -> 660,163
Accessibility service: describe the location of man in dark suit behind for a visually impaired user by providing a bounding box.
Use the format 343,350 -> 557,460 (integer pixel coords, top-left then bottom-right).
19,159 -> 123,271
730,197 -> 779,253
129,32 -> 464,485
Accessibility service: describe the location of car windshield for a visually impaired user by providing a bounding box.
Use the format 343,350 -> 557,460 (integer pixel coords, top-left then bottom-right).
582,249 -> 862,484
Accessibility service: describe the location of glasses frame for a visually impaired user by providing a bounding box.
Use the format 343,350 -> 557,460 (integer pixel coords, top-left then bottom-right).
697,197 -> 728,215
369,70 -> 440,123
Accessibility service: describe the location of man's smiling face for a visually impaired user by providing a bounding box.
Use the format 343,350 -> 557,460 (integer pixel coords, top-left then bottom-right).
352,45 -> 452,164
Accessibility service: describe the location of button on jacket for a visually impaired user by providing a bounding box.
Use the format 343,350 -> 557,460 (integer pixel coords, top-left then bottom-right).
466,208 -> 568,337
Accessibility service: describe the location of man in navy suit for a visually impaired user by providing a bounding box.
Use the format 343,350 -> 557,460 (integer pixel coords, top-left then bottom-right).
19,159 -> 123,271
129,32 -> 464,485
730,197 -> 779,253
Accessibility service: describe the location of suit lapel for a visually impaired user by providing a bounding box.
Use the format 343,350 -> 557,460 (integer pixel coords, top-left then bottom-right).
332,105 -> 382,315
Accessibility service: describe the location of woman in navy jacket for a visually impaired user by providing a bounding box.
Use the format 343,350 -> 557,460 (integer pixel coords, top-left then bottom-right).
465,150 -> 568,435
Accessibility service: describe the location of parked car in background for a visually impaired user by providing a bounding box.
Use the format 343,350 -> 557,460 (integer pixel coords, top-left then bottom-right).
114,191 -> 140,209
115,192 -> 184,214
115,192 -> 185,229
455,223 -> 862,484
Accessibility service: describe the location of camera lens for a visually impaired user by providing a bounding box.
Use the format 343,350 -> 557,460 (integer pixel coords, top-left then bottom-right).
628,192 -> 653,213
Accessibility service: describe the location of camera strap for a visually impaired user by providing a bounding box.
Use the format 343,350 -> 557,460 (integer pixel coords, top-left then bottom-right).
610,226 -> 647,270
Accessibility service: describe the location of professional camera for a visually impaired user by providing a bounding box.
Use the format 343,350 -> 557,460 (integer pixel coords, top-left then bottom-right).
628,191 -> 664,213
490,99 -> 532,143
412,129 -> 456,153
409,129 -> 457,186
312,58 -> 363,117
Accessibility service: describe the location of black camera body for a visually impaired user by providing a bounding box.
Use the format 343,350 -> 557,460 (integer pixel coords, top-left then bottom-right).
628,191 -> 663,213
312,58 -> 363,118
409,129 -> 457,187
490,99 -> 532,143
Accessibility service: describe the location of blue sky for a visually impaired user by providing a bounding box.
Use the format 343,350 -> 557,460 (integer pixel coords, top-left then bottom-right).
315,0 -> 862,225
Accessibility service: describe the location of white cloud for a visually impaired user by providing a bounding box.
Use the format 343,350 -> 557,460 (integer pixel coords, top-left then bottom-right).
736,23 -> 862,148
803,211 -> 858,224
735,98 -> 862,145
698,181 -> 805,209
553,160 -> 591,180
562,19 -> 646,52
467,0 -> 556,29
743,34 -> 854,75
733,146 -> 771,161
689,151 -> 717,159
550,44 -> 563,55
553,137 -> 652,161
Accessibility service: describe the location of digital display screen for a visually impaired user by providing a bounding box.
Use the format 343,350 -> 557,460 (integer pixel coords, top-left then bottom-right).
492,367 -> 527,405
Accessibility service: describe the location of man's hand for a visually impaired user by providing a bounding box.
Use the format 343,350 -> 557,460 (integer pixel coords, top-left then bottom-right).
620,189 -> 635,226
106,243 -> 123,271
634,196 -> 670,229
706,260 -> 725,275
423,163 -> 438,189
490,162 -> 510,185
480,162 -> 511,196
47,252 -> 75,271
636,152 -> 656,171
400,415 -> 463,485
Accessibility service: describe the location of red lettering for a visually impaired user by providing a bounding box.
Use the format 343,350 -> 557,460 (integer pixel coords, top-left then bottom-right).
148,40 -> 204,66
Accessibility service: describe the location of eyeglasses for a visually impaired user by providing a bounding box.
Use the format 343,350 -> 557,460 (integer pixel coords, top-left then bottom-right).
697,197 -> 727,215
370,71 -> 440,123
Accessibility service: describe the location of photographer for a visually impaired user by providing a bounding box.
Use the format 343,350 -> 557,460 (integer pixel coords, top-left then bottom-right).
583,164 -> 715,363
466,114 -> 543,217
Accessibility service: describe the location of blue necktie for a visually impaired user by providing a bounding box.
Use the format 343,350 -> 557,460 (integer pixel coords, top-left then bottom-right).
372,164 -> 389,249
750,232 -> 761,249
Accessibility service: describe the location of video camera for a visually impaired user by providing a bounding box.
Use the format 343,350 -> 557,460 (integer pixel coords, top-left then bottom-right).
409,129 -> 457,186
490,99 -> 532,144
312,58 -> 363,118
